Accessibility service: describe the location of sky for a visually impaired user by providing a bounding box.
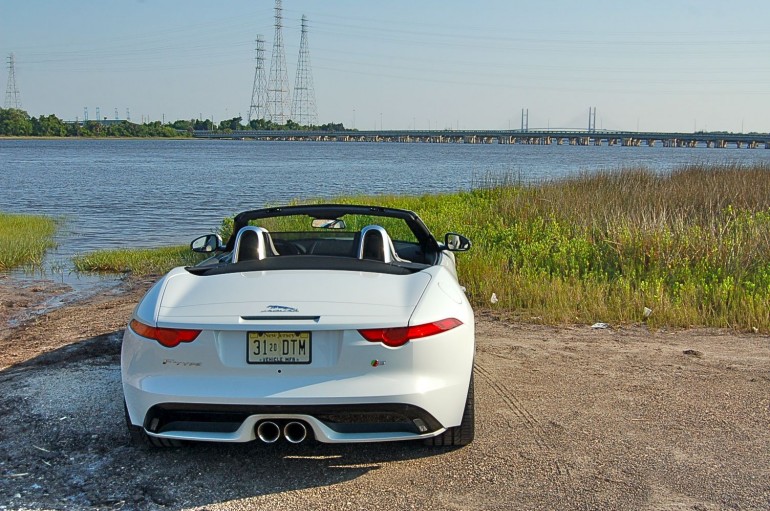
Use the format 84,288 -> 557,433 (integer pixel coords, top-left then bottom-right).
2,0 -> 769,133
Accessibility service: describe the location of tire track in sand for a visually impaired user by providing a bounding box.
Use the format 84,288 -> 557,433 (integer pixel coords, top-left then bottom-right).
475,361 -> 572,479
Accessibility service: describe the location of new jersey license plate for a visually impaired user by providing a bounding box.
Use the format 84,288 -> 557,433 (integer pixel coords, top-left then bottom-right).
247,331 -> 312,364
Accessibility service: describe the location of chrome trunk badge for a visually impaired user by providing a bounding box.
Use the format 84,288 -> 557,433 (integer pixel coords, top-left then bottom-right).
262,305 -> 299,313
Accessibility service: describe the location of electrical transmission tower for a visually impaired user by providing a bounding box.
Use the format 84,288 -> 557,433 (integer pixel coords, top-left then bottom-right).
266,0 -> 290,124
248,35 -> 268,124
291,15 -> 318,126
4,53 -> 22,109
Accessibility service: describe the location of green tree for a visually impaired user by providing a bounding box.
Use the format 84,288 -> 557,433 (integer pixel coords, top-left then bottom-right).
172,119 -> 194,131
319,122 -> 347,132
194,119 -> 214,131
0,108 -> 33,136
248,118 -> 275,130
218,116 -> 243,131
31,114 -> 68,136
82,120 -> 104,137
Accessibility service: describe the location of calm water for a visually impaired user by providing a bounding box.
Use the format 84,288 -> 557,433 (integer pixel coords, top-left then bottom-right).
2,138 -> 770,284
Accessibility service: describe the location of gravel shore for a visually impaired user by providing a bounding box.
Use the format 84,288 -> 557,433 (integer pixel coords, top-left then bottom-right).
1,277 -> 768,510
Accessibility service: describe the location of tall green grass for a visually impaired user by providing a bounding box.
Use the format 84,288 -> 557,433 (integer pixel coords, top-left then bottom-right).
360,163 -> 770,331
72,246 -> 206,275
0,213 -> 58,270
73,163 -> 770,331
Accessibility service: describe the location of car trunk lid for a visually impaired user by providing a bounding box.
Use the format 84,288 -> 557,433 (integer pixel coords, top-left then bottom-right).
155,269 -> 432,329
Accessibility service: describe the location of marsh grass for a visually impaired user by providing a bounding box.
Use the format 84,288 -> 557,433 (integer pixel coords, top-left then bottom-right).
0,213 -> 58,270
326,163 -> 770,331
72,246 -> 206,275
73,162 -> 770,331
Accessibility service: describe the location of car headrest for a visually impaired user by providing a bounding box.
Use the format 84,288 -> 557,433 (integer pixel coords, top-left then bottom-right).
356,225 -> 401,263
232,226 -> 279,262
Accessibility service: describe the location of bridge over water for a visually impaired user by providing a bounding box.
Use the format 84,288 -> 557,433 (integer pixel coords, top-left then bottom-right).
192,129 -> 770,149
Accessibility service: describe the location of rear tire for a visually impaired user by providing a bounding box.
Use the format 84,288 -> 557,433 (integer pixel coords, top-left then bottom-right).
124,402 -> 184,448
425,374 -> 475,447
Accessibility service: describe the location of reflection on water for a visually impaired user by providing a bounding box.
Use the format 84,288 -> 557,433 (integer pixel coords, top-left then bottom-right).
2,138 -> 770,296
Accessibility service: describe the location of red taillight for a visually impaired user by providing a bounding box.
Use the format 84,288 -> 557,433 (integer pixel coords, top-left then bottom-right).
359,318 -> 463,347
129,319 -> 201,348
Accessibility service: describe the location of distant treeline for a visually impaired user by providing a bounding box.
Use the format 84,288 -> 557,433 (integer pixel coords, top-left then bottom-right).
0,108 -> 351,138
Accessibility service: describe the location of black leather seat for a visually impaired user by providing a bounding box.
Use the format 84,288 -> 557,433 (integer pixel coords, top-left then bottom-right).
233,227 -> 279,262
361,230 -> 385,261
236,229 -> 262,262
357,225 -> 400,263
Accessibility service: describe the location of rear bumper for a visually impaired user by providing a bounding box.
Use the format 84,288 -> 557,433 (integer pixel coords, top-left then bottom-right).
122,282 -> 475,444
137,402 -> 446,443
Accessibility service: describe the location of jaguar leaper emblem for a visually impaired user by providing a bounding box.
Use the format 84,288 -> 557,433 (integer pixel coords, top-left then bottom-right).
262,305 -> 299,313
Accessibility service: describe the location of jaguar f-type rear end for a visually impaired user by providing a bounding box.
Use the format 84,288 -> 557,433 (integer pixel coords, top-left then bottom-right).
122,204 -> 475,447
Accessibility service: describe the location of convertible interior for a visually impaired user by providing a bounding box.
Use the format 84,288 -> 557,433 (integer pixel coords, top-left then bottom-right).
186,205 -> 450,276
233,224 -> 426,262
188,225 -> 435,277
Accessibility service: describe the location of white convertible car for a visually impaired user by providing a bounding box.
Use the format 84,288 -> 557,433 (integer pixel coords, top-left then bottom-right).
122,204 -> 474,447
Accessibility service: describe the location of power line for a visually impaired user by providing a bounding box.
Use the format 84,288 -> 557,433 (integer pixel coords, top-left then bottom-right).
291,15 -> 318,126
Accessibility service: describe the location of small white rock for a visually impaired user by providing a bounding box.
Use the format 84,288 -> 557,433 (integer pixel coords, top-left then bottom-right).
591,322 -> 610,329
490,293 -> 499,304
643,307 -> 653,318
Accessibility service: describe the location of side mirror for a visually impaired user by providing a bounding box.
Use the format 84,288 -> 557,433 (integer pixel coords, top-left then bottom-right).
191,234 -> 223,253
444,233 -> 471,252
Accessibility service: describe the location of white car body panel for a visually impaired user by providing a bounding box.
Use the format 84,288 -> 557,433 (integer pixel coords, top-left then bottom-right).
146,268 -> 432,328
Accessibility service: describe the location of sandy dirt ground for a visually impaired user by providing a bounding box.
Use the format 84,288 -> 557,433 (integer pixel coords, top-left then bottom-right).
0,276 -> 768,510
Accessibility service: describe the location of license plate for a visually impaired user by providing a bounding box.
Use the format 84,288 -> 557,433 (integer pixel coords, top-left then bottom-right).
247,331 -> 311,364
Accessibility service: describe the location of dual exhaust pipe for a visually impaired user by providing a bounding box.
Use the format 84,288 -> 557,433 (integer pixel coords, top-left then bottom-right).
256,420 -> 308,444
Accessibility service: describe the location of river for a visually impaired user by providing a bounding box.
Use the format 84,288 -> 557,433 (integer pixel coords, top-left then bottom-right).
2,138 -> 769,286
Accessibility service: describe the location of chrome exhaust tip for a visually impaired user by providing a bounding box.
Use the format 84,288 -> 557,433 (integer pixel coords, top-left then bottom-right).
283,421 -> 308,444
256,421 -> 281,443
